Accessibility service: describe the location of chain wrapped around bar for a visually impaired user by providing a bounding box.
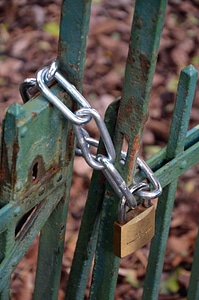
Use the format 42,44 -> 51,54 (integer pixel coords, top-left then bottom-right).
21,59 -> 162,210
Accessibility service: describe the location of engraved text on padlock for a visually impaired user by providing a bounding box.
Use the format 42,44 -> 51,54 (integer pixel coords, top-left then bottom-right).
114,204 -> 155,258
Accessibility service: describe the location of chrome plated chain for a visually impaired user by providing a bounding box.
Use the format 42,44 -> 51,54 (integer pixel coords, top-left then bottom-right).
20,59 -> 162,210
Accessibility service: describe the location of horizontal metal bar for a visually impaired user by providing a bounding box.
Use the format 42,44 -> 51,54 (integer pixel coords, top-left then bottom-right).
156,140 -> 199,187
135,125 -> 199,185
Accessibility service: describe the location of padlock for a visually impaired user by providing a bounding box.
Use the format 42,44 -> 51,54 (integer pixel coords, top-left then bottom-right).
113,182 -> 155,258
114,204 -> 155,258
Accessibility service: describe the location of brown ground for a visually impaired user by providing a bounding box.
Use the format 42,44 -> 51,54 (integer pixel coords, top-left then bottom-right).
1,0 -> 199,299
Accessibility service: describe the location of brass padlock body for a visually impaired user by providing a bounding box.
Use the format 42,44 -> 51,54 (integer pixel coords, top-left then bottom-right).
114,205 -> 155,258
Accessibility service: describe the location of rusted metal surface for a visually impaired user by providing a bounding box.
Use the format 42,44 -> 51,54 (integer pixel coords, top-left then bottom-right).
34,0 -> 92,297
0,98 -> 67,297
0,0 -> 92,297
58,0 -> 92,87
89,1 -> 167,298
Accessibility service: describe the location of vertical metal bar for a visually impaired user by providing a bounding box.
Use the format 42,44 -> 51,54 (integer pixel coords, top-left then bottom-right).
33,116 -> 73,299
187,229 -> 199,300
33,194 -> 68,300
34,0 -> 91,298
65,101 -> 120,299
58,0 -> 92,87
90,1 -> 167,299
143,65 -> 198,299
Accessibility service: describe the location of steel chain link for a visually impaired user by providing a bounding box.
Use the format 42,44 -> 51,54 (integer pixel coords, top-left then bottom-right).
20,59 -> 162,210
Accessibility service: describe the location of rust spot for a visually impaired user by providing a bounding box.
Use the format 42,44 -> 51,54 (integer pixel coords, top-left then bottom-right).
57,44 -> 68,61
105,190 -> 113,198
69,63 -> 79,71
49,165 -> 59,175
65,127 -> 75,164
59,235 -> 65,242
127,135 -> 140,183
140,53 -> 150,71
126,48 -> 135,65
125,106 -> 133,115
31,112 -> 37,119
134,16 -> 143,30
57,91 -> 66,100
0,138 -> 19,206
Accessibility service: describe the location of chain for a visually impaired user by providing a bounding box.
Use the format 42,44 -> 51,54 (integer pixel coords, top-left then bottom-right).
20,59 -> 162,210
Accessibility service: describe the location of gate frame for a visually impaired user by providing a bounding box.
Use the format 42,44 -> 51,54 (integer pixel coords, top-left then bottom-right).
0,0 -> 199,299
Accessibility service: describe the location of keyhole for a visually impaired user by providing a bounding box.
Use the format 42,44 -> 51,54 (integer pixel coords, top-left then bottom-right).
32,162 -> 38,180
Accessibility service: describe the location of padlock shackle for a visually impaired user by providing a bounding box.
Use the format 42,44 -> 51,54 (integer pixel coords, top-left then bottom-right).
118,182 -> 149,223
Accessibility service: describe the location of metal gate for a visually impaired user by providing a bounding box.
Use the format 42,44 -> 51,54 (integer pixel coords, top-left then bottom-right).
0,0 -> 199,299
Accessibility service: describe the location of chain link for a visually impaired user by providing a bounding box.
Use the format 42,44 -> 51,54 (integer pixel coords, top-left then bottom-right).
20,59 -> 162,211
20,78 -> 37,103
36,66 -> 92,125
97,155 -> 137,208
73,108 -> 116,170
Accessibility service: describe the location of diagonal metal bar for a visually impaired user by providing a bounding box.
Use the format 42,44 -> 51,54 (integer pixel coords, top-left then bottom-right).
0,189 -> 65,293
142,65 -> 198,299
90,1 -> 167,299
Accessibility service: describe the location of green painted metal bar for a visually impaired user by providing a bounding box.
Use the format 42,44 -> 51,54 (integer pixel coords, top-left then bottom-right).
33,193 -> 69,300
34,0 -> 92,298
28,92 -> 73,299
90,1 -> 167,299
153,140 -> 199,188
187,229 -> 199,300
141,124 -> 199,176
114,0 -> 168,175
65,100 -> 120,299
33,124 -> 72,298
142,65 -> 198,299
58,0 -> 92,87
